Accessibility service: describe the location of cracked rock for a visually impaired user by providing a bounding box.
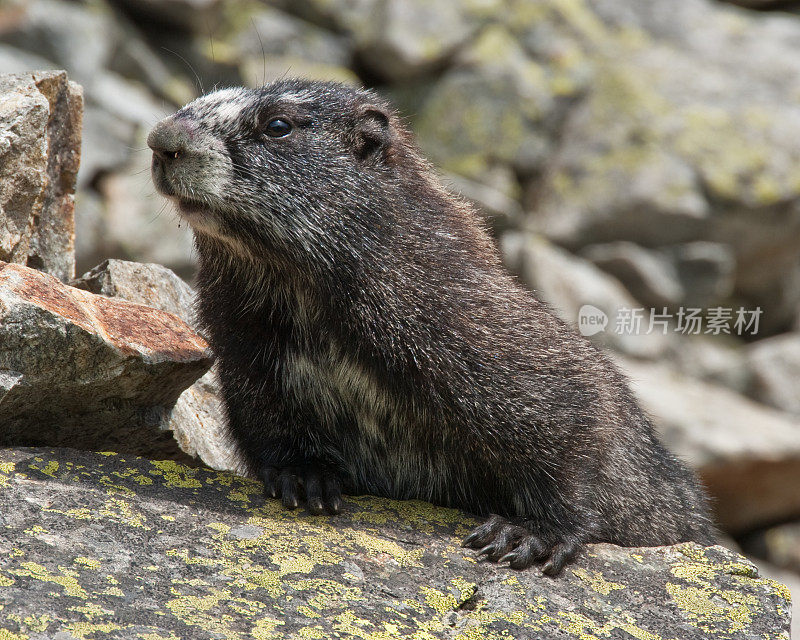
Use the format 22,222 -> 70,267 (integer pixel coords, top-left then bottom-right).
72,258 -> 243,473
0,262 -> 211,458
0,70 -> 82,282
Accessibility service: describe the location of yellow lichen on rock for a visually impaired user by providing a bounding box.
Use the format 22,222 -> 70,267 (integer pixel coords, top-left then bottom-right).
0,449 -> 790,639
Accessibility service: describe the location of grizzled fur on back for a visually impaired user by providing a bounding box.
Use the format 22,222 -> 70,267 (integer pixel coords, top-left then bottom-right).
149,78 -> 716,573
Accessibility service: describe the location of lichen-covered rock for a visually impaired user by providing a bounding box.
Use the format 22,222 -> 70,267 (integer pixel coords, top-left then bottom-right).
521,0 -> 800,332
0,70 -> 82,282
412,22 -> 587,179
0,262 -> 211,458
0,447 -> 790,639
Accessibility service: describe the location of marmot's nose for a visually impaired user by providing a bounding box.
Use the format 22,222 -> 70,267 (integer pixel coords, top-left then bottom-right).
147,117 -> 190,162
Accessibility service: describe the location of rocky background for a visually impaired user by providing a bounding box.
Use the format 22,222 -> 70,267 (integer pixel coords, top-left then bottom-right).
1,0 -> 799,634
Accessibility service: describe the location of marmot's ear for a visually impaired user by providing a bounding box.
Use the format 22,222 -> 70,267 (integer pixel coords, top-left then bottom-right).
352,107 -> 394,164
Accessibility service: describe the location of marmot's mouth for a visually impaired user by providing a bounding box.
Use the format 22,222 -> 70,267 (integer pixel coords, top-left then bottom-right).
176,198 -> 208,216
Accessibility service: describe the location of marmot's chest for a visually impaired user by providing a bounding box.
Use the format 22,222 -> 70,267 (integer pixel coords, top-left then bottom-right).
282,341 -> 451,499
283,341 -> 394,439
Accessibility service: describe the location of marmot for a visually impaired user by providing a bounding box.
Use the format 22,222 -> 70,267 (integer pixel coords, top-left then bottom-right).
148,78 -> 716,575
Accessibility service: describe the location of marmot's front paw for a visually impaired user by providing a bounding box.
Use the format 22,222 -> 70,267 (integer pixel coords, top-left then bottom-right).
260,465 -> 343,515
462,514 -> 581,576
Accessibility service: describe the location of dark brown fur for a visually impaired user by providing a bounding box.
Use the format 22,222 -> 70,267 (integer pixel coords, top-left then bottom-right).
148,78 -> 716,575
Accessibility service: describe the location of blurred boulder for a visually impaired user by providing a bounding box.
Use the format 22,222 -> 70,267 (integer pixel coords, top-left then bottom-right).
79,134 -> 195,278
582,241 -> 684,308
72,258 -> 241,473
0,43 -> 54,74
0,262 -> 211,458
271,0 -> 376,32
89,71 -> 170,128
413,24 -> 587,180
745,332 -> 800,415
670,335 -> 751,393
240,54 -> 358,88
0,0 -> 116,87
523,0 -> 800,333
0,70 -> 82,282
664,242 -> 737,308
352,0 -> 494,82
77,104 -> 137,187
109,0 -> 224,33
235,6 -> 356,87
106,9 -> 195,106
233,6 -> 350,69
618,356 -> 800,534
503,232 -> 670,358
707,0 -> 800,10
583,241 -> 737,311
742,521 -> 800,575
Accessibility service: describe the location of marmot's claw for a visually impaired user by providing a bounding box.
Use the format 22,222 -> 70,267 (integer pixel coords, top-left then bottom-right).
540,540 -> 580,576
260,465 -> 342,515
465,517 -> 582,575
322,474 -> 343,514
498,534 -> 549,570
462,514 -> 507,548
260,466 -> 279,498
278,469 -> 301,509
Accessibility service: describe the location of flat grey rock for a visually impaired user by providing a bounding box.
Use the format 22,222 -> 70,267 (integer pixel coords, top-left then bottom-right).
0,447 -> 790,639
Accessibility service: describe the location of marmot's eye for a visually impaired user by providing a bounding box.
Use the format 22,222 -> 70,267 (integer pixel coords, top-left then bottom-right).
264,118 -> 292,138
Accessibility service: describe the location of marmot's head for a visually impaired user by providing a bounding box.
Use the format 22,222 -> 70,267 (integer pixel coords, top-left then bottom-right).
148,79 -> 417,264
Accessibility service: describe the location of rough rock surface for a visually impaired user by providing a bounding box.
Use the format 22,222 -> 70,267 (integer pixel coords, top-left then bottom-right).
0,262 -> 211,458
0,70 -> 82,282
166,366 -> 243,473
71,258 -> 196,324
71,258 -> 240,473
0,447 -> 791,640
